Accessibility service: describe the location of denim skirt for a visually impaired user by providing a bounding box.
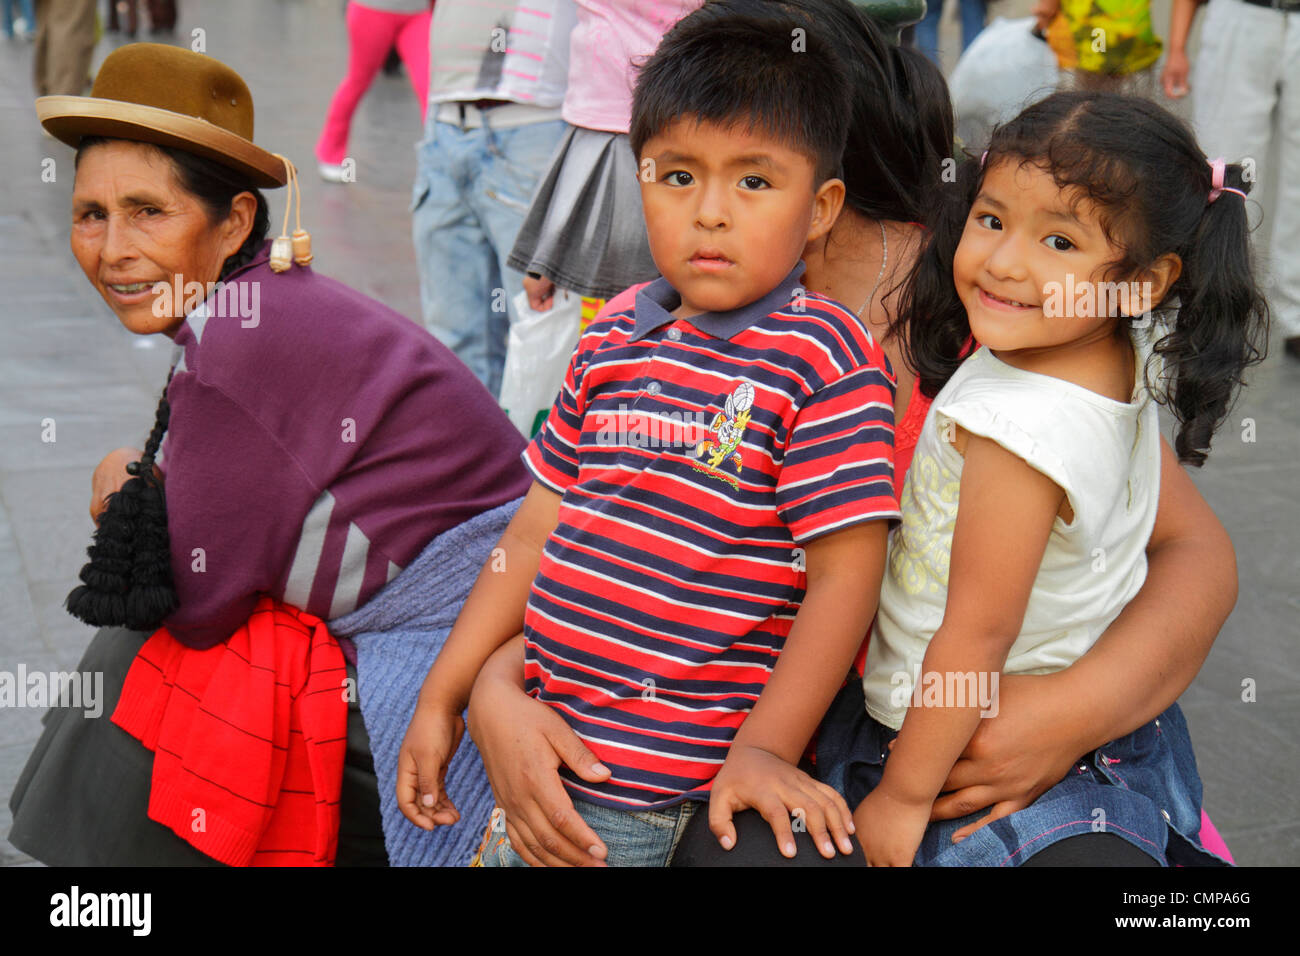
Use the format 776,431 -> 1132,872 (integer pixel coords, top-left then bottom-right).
815,680 -> 1231,867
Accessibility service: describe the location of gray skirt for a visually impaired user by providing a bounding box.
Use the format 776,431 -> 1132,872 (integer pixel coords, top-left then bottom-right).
7,626 -> 385,866
506,125 -> 660,300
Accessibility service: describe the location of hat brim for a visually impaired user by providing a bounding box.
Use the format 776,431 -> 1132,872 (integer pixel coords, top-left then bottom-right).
36,96 -> 288,188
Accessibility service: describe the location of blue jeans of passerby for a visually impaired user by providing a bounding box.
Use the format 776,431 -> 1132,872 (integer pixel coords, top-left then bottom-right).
2,0 -> 35,35
411,114 -> 565,398
473,798 -> 698,867
914,0 -> 987,66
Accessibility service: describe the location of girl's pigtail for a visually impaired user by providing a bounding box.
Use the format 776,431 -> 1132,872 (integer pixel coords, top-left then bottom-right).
1154,161 -> 1269,466
66,371 -> 178,631
891,153 -> 981,397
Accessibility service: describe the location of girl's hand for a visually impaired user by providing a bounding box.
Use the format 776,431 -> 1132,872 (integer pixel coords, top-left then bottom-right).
708,744 -> 855,859
396,700 -> 466,830
468,669 -> 612,866
927,672 -> 1081,841
854,788 -> 929,867
90,447 -> 143,523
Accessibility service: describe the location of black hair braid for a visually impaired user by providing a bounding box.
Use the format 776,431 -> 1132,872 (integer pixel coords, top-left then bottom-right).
1155,160 -> 1269,466
66,372 -> 177,631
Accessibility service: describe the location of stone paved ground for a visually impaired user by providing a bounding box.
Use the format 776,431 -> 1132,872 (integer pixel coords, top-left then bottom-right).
0,0 -> 1295,867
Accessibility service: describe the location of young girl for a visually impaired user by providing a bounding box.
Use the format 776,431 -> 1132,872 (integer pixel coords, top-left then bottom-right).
825,90 -> 1268,867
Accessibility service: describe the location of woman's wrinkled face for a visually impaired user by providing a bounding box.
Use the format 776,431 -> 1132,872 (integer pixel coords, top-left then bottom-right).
70,140 -> 242,337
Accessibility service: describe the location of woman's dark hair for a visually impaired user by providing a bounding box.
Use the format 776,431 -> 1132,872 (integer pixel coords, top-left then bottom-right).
65,137 -> 271,630
764,0 -> 954,225
893,90 -> 1269,466
629,2 -> 852,184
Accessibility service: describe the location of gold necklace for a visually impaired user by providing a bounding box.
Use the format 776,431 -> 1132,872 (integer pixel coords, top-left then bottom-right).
857,219 -> 888,318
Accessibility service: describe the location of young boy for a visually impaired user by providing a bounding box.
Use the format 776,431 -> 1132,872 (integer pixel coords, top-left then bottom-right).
398,2 -> 900,865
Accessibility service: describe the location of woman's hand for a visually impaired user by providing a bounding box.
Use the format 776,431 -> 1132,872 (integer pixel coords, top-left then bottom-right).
90,447 -> 143,524
927,672 -> 1082,841
708,744 -> 855,860
468,664 -> 612,866
396,699 -> 467,830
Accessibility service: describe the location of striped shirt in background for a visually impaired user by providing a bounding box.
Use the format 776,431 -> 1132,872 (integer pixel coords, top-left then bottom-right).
426,0 -> 574,108
522,263 -> 900,809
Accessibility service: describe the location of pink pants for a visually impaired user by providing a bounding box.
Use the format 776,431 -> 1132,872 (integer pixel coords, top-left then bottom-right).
316,2 -> 432,165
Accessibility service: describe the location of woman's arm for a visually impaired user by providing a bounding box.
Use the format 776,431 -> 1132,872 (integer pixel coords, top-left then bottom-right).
466,634 -> 613,866
932,436 -> 1237,831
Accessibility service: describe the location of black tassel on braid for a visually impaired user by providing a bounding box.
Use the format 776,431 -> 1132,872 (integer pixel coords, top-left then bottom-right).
66,371 -> 177,631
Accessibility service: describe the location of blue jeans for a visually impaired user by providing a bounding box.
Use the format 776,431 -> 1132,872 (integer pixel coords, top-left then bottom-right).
2,0 -> 34,34
410,114 -> 566,398
473,799 -> 698,867
914,0 -> 987,65
816,681 -> 1231,867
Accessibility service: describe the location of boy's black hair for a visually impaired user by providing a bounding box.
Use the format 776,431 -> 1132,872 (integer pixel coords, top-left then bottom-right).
893,91 -> 1269,467
629,1 -> 852,185
65,137 -> 269,631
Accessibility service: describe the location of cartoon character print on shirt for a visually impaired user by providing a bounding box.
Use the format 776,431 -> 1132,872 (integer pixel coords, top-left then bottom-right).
691,381 -> 754,490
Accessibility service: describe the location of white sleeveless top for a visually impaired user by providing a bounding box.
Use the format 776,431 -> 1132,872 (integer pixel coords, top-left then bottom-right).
862,332 -> 1162,729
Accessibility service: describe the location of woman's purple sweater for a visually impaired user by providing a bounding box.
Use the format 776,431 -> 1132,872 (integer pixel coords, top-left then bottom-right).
158,243 -> 530,648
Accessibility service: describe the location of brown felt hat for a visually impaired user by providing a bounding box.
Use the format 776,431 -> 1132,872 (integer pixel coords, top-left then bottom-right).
36,43 -> 288,188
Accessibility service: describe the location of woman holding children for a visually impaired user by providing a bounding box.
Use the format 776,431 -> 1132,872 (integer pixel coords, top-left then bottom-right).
399,0 -> 1254,867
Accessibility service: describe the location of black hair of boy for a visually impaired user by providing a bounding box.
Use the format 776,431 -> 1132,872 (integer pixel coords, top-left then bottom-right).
629,1 -> 852,186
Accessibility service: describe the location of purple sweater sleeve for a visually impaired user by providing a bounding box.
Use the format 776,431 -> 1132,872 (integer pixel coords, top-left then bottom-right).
160,376 -> 321,649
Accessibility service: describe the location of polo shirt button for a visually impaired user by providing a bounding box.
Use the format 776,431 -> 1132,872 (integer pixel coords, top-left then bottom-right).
1160,809 -> 1171,823
646,381 -> 661,395
667,327 -> 682,342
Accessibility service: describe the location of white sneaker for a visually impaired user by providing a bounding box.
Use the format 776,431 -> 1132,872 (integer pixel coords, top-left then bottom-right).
318,161 -> 349,184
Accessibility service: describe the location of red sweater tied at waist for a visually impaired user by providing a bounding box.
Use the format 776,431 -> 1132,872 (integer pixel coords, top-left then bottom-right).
112,596 -> 348,866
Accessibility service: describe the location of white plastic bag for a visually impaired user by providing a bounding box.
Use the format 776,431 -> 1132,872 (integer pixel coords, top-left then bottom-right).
949,17 -> 1061,152
498,288 -> 584,438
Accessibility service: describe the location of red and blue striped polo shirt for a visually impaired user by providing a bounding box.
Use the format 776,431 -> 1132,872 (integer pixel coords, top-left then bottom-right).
522,263 -> 900,809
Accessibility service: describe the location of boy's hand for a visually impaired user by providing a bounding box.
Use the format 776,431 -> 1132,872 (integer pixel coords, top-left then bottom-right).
396,700 -> 466,830
708,744 -> 855,859
853,787 -> 930,867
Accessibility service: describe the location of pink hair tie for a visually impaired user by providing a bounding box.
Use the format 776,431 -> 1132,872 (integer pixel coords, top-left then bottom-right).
1208,157 -> 1247,203
980,149 -> 988,168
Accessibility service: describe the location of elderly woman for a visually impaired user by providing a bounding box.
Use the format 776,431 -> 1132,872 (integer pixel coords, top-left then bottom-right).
8,43 -> 529,866
416,0 -> 1239,867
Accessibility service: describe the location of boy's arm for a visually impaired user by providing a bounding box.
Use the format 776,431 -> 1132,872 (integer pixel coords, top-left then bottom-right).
1162,0 -> 1204,98
396,480 -> 561,828
709,519 -> 888,858
856,430 -> 1063,865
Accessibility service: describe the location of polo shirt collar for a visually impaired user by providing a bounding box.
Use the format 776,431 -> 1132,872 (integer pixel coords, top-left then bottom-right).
630,261 -> 808,342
